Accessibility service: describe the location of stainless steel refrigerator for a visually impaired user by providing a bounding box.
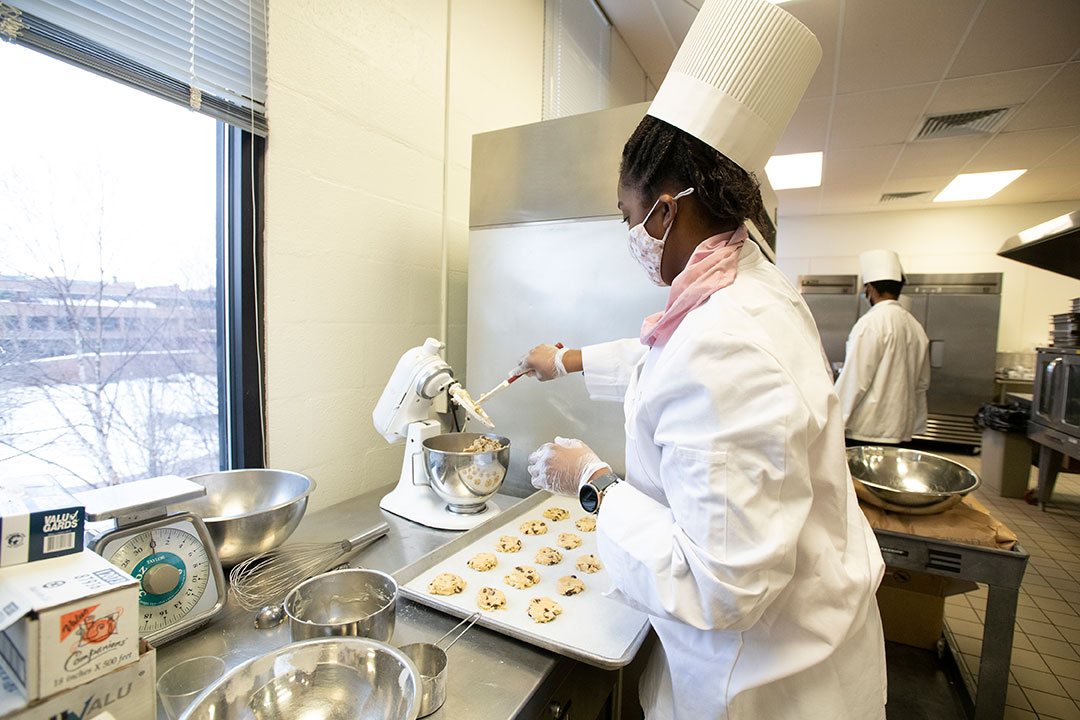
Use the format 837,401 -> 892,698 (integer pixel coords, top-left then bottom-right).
799,272 -> 1002,448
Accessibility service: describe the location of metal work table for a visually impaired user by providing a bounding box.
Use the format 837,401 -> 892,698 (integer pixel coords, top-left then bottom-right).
873,528 -> 1029,720
156,484 -> 621,720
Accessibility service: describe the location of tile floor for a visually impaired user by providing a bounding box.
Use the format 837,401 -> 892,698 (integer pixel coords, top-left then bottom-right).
934,448 -> 1080,720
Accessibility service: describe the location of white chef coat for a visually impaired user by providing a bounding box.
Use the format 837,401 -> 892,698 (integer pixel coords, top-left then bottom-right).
835,299 -> 930,444
581,241 -> 887,720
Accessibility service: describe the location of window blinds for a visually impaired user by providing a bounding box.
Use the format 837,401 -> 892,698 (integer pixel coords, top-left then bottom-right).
0,0 -> 267,135
542,0 -> 610,121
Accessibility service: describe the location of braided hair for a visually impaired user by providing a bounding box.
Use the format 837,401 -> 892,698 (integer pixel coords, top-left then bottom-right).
620,115 -> 774,245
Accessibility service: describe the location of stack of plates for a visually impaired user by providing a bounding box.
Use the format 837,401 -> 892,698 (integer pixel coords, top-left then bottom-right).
1050,310 -> 1080,348
1072,297 -> 1080,313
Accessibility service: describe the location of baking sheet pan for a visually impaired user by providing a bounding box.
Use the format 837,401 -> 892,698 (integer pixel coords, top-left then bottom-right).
394,491 -> 650,669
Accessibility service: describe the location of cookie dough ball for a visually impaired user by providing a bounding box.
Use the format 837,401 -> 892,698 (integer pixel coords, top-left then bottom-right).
504,565 -> 541,589
520,520 -> 548,536
428,572 -> 466,596
495,536 -> 522,553
557,532 -> 582,550
575,516 -> 596,532
528,597 -> 563,623
468,552 -> 498,571
543,507 -> 570,521
477,586 -> 507,611
575,554 -> 602,574
557,575 -> 585,596
534,546 -> 563,566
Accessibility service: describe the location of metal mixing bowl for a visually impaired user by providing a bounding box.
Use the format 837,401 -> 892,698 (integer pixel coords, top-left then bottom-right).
846,446 -> 981,507
422,433 -> 509,514
175,469 -> 315,567
284,568 -> 398,643
179,637 -> 421,720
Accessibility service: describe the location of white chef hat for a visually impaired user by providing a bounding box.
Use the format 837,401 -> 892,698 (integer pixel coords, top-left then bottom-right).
860,250 -> 905,283
647,0 -> 822,174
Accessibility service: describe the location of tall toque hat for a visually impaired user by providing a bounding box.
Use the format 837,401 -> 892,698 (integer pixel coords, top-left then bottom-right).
860,250 -> 905,283
647,0 -> 822,174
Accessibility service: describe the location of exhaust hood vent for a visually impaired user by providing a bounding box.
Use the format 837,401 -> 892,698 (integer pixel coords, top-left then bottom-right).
913,107 -> 1014,141
880,191 -> 930,203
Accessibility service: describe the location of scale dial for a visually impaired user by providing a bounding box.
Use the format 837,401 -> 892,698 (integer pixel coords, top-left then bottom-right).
108,526 -> 211,635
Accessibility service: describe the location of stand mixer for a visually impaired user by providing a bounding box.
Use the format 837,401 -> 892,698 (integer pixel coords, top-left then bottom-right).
373,338 -> 506,530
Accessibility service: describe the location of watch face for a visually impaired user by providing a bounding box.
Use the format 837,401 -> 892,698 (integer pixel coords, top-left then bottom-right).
579,485 -> 600,514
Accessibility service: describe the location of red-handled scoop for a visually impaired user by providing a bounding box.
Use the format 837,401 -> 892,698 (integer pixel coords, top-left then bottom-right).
477,343 -> 564,405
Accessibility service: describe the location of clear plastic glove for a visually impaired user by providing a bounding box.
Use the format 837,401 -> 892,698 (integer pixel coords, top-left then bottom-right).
527,437 -> 611,496
511,344 -> 568,382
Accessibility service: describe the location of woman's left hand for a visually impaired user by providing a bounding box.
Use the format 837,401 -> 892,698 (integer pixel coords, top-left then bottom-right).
528,437 -> 610,496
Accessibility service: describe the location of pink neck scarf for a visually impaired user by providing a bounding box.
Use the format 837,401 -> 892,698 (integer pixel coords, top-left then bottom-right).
640,224 -> 747,347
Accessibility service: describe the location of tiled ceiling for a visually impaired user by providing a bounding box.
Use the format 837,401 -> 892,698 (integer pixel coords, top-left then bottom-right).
597,0 -> 1080,217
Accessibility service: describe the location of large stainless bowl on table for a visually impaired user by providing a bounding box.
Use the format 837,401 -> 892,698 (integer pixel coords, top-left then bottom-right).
846,446 -> 981,507
175,469 -> 315,567
422,433 -> 509,514
179,637 -> 421,720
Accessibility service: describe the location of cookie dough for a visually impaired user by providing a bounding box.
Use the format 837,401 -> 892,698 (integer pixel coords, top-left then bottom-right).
557,575 -> 585,596
495,536 -> 522,553
468,552 -> 498,571
428,572 -> 466,596
543,507 -> 570,521
534,546 -> 563,566
477,586 -> 507,611
575,516 -> 596,532
504,565 -> 541,589
575,554 -> 602,574
527,597 -> 563,623
520,520 -> 548,535
557,532 -> 582,550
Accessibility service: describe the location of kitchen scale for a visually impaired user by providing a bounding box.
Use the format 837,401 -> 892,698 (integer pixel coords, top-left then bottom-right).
76,475 -> 227,645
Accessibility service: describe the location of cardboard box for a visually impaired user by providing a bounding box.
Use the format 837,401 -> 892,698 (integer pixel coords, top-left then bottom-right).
0,480 -> 85,567
0,639 -> 154,720
0,551 -> 139,702
876,568 -> 977,650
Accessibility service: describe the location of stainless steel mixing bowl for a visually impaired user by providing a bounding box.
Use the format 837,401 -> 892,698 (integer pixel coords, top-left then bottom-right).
846,446 -> 981,507
175,469 -> 315,567
284,568 -> 398,642
179,637 -> 420,720
422,433 -> 509,514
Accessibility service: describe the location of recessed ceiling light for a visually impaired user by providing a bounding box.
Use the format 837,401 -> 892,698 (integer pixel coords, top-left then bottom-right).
933,170 -> 1026,202
764,151 -> 822,190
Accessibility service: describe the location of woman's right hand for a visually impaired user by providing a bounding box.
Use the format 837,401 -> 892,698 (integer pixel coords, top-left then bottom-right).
511,344 -> 581,381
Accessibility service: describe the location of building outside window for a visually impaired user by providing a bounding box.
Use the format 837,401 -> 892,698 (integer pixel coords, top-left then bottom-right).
0,40 -> 224,489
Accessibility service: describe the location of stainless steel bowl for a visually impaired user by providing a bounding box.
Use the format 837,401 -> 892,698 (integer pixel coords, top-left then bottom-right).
846,446 -> 981,507
175,469 -> 315,567
179,637 -> 420,720
284,568 -> 397,642
422,433 -> 509,514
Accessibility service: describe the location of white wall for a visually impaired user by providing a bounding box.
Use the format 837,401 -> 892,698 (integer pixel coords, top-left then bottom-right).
263,0 -> 543,511
775,202 -> 1080,354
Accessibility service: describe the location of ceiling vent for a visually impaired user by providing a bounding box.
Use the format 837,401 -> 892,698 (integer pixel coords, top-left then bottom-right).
913,107 -> 1014,141
880,191 -> 930,203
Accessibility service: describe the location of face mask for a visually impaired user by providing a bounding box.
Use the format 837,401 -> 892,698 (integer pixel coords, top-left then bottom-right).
628,188 -> 694,286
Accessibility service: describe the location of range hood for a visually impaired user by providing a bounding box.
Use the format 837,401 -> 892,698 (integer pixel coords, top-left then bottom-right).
998,209 -> 1080,279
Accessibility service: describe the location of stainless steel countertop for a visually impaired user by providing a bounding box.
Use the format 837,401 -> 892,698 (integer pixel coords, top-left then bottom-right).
156,484 -> 576,720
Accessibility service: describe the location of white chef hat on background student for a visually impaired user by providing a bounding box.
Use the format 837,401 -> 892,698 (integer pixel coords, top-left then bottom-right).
646,0 -> 822,174
860,249 -> 905,283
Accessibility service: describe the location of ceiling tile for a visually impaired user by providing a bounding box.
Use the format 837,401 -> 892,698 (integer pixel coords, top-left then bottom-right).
837,0 -> 979,94
989,166 -> 1080,203
926,67 -> 1058,115
1042,136 -> 1080,168
824,145 -> 903,186
1007,63 -> 1080,132
775,97 -> 831,155
779,0 -> 842,100
830,85 -> 936,150
965,127 -> 1080,173
891,136 -> 989,179
776,187 -> 822,217
948,0 -> 1080,79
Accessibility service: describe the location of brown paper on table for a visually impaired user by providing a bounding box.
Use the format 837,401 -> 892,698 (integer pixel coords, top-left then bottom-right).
858,489 -> 1018,551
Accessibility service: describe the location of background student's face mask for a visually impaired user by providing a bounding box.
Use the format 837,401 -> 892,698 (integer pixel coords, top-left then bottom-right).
628,188 -> 694,286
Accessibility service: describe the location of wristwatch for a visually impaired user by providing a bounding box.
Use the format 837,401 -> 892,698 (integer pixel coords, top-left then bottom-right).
579,472 -> 621,514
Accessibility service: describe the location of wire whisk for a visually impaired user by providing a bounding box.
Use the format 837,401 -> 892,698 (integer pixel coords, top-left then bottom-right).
229,522 -> 390,610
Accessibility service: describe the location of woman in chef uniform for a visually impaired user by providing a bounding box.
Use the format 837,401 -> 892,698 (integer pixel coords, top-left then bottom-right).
517,1 -> 888,718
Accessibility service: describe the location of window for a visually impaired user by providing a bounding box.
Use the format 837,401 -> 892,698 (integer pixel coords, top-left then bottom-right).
0,38 -> 264,489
